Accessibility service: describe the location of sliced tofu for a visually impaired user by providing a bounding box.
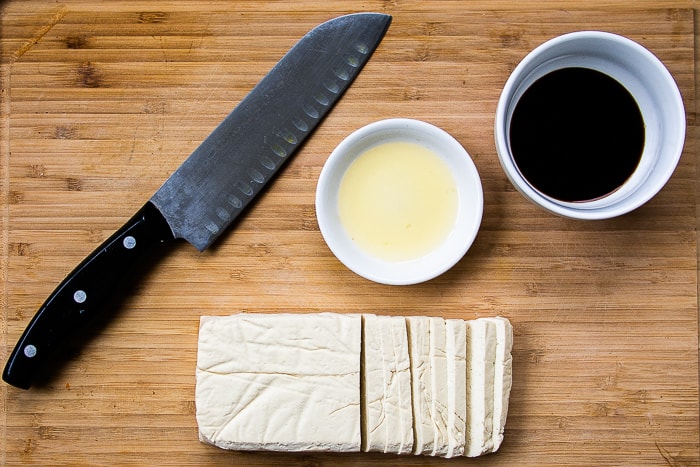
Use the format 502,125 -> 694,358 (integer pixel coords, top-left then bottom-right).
196,313 -> 362,452
428,317 -> 450,456
464,318 -> 497,457
445,319 -> 467,458
360,314 -> 414,454
483,316 -> 514,452
380,315 -> 414,454
195,312 -> 513,458
361,314 -> 386,452
406,316 -> 434,455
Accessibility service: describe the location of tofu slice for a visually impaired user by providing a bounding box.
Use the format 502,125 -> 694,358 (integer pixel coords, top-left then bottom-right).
483,317 -> 514,453
464,318 -> 497,457
406,316 -> 434,455
361,314 -> 387,452
445,319 -> 467,458
380,315 -> 414,454
195,313 -> 361,452
428,317 -> 450,456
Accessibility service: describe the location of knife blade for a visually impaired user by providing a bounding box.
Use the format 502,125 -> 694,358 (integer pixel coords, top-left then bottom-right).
3,12 -> 391,390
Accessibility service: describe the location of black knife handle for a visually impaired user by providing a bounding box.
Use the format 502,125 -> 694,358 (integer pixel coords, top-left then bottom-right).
3,202 -> 174,389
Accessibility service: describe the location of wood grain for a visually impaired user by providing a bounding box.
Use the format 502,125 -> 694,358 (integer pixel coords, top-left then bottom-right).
1,2 -> 698,465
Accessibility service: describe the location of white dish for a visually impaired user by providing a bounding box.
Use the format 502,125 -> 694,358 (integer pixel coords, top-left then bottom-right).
494,31 -> 686,219
316,118 -> 483,285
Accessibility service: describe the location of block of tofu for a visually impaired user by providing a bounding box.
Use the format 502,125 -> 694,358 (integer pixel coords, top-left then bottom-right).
195,313 -> 362,452
406,316 -> 434,455
428,317 -> 450,457
464,318 -> 497,457
483,317 -> 514,452
445,319 -> 467,458
362,314 -> 413,454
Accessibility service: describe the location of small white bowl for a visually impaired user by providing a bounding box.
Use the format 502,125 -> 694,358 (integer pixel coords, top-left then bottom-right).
495,31 -> 685,219
315,118 -> 483,285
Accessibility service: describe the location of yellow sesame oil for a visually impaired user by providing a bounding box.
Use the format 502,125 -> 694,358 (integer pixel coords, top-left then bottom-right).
338,141 -> 458,262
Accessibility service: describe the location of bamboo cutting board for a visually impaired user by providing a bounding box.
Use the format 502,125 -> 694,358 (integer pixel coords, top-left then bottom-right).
1,2 -> 697,465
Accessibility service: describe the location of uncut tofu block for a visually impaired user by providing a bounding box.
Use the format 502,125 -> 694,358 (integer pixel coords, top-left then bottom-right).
361,314 -> 413,454
195,313 -> 362,452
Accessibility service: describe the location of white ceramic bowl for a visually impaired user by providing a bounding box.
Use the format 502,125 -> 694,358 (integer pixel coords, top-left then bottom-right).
315,118 -> 483,285
495,31 -> 685,219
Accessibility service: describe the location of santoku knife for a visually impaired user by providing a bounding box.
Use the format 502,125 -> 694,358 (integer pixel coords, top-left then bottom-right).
3,13 -> 391,389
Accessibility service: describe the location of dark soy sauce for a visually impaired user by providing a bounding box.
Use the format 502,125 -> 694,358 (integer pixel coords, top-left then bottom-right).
509,67 -> 645,202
